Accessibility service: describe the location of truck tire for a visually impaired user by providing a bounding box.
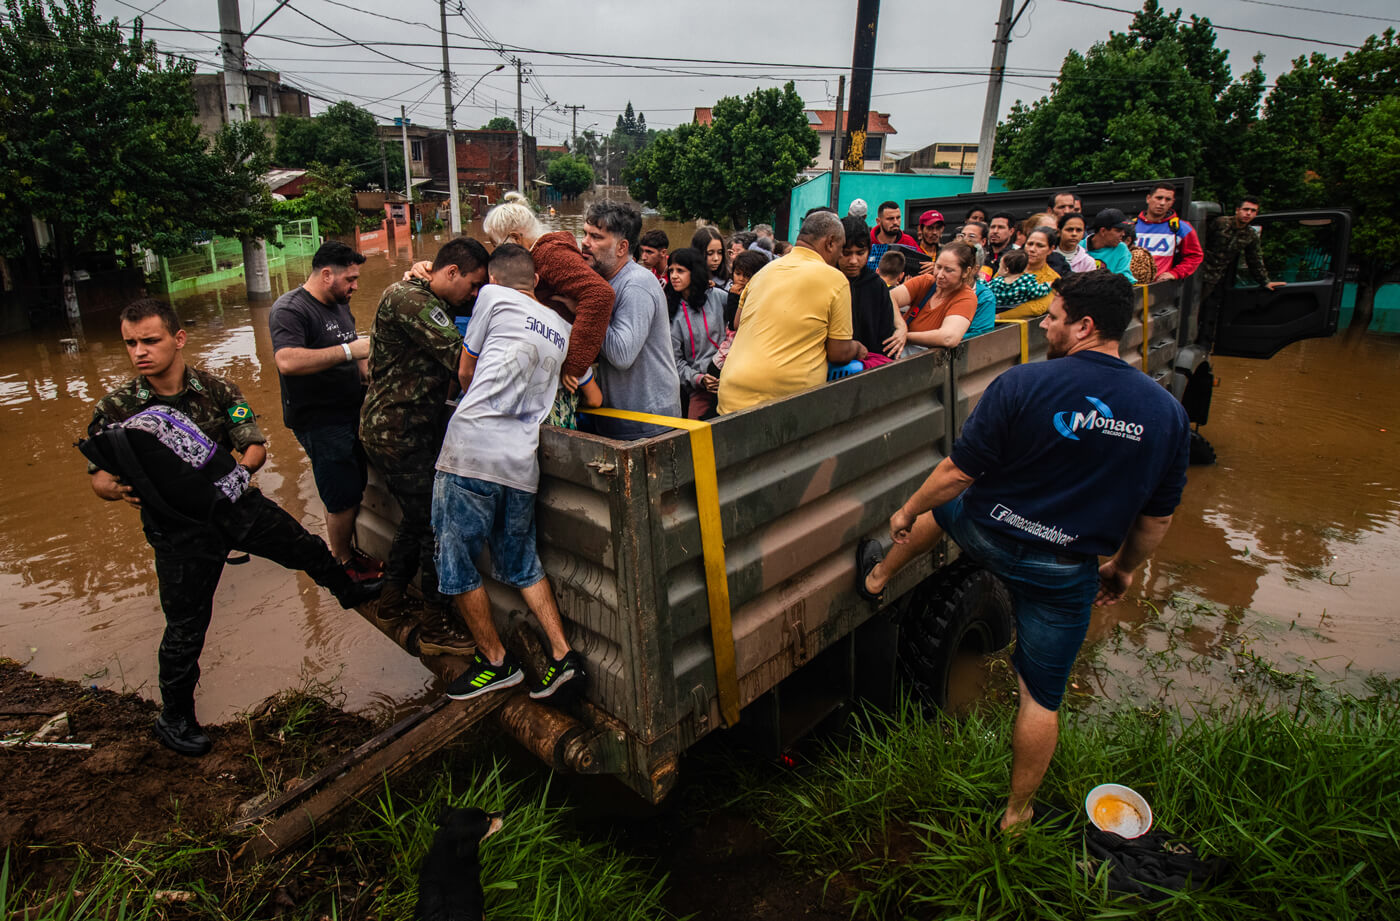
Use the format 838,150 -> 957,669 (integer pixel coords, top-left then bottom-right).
898,558 -> 1015,711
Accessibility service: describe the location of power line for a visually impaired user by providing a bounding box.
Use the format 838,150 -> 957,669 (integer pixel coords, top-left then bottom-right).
1053,0 -> 1362,47
279,1 -> 441,72
1234,0 -> 1397,23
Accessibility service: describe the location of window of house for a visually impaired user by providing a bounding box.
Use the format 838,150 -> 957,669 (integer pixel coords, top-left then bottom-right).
411,140 -> 423,162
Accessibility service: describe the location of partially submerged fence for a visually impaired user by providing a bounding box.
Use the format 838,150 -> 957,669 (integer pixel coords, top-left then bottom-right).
152,218 -> 320,294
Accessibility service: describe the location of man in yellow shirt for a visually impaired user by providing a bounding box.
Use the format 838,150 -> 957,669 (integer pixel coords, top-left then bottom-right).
718,211 -> 866,414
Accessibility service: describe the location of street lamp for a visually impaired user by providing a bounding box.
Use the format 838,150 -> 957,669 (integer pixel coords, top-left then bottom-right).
442,60 -> 506,235
452,63 -> 505,117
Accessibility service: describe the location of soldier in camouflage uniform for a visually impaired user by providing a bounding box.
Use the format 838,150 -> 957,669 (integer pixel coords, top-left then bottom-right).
1202,198 -> 1288,299
88,299 -> 377,757
1199,198 -> 1287,345
360,237 -> 489,655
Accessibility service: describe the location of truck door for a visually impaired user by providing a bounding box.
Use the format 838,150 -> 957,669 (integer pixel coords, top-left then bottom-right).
1212,210 -> 1351,359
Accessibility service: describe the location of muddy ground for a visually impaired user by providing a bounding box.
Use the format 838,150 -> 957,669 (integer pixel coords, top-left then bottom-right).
0,660 -> 848,919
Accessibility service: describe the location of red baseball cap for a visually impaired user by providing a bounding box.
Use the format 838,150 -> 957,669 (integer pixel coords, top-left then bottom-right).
919,210 -> 945,226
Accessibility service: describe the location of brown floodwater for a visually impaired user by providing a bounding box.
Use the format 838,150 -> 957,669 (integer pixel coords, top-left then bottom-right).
1,197 -> 1395,723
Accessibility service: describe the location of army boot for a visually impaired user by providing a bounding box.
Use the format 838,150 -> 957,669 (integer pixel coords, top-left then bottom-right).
414,593 -> 476,657
153,697 -> 212,757
375,582 -> 422,623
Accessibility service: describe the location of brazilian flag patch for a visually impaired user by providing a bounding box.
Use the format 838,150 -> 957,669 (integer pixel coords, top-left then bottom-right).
227,402 -> 253,423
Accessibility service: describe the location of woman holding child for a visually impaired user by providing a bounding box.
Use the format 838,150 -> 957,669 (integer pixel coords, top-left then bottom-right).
666,248 -> 727,419
996,227 -> 1061,319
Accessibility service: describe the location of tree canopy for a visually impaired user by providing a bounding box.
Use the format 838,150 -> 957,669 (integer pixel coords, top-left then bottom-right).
0,0 -> 274,266
546,155 -> 593,199
625,83 -> 818,227
481,116 -> 517,131
274,100 -> 401,189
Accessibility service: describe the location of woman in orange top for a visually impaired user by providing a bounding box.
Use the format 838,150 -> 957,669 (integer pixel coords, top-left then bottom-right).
997,227 -> 1061,320
889,242 -> 980,351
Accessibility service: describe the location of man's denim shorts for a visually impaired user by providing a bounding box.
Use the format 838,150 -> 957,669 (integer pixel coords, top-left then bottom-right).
431,472 -> 546,595
293,422 -> 366,514
934,494 -> 1099,711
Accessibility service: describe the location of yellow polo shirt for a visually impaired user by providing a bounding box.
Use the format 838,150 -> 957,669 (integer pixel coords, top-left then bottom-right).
718,246 -> 854,414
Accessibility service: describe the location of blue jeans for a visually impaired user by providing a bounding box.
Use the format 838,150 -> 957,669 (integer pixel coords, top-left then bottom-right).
934,494 -> 1099,711
431,473 -> 545,595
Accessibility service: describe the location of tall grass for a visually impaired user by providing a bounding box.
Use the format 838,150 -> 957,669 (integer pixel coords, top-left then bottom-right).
720,692 -> 1400,920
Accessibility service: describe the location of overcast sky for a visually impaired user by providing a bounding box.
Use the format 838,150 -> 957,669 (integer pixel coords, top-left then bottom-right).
97,0 -> 1394,153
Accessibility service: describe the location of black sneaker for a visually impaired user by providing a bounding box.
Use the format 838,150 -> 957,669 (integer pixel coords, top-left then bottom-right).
530,651 -> 585,700
153,712 -> 212,756
446,654 -> 523,700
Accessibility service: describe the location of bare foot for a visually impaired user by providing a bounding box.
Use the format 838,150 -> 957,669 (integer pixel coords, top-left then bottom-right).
999,803 -> 1034,833
865,562 -> 888,597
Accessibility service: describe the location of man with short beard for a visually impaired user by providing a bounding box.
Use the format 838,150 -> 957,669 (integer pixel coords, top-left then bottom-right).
857,270 -> 1189,832
580,201 -> 680,439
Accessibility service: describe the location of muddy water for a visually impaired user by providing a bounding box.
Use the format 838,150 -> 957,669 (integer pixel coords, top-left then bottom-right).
0,196 -> 699,723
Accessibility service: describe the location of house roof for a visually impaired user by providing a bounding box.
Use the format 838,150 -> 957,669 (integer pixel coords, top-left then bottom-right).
262,168 -> 307,192
691,107 -> 895,134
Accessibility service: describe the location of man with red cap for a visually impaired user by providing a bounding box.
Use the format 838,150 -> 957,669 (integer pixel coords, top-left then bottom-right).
915,210 -> 944,259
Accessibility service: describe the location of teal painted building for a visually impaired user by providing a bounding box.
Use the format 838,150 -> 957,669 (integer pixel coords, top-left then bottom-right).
787,172 -> 1007,235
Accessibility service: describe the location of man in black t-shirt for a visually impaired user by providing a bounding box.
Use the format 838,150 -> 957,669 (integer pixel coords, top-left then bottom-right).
270,241 -> 378,583
858,270 -> 1189,833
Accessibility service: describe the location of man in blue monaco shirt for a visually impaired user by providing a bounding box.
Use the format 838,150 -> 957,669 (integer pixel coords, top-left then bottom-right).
858,269 -> 1190,832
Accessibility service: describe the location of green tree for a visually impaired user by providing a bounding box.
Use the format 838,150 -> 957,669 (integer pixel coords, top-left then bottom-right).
626,83 -> 817,227
546,155 -> 593,199
274,100 -> 401,189
274,161 -> 361,236
607,101 -> 656,183
993,1 -> 1263,199
0,0 -> 272,324
481,116 -> 517,131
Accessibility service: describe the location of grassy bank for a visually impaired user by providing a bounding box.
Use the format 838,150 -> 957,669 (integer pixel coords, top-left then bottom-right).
716,687 -> 1400,919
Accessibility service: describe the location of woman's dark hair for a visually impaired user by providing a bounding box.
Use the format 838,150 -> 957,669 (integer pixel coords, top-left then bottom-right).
1056,212 -> 1085,231
1028,226 -> 1059,248
691,226 -> 728,281
965,205 -> 988,223
665,247 -> 710,319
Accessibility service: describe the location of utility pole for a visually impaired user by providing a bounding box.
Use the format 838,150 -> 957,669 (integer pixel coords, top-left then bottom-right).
972,0 -> 1028,194
439,0 -> 461,234
829,75 -> 846,211
563,104 -> 585,150
400,105 -> 413,200
514,57 -> 525,196
217,0 -> 270,298
843,0 -> 880,171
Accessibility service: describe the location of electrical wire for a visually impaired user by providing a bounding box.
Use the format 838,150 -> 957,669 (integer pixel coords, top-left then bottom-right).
1234,0 -> 1396,23
1053,0 -> 1362,47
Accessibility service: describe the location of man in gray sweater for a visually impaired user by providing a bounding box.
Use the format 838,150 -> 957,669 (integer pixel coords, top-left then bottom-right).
580,202 -> 682,440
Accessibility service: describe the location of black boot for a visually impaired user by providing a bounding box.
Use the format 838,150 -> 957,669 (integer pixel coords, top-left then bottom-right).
334,574 -> 383,609
153,707 -> 213,756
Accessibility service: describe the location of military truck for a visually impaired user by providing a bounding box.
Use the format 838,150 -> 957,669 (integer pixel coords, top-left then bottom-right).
355,179 -> 1351,803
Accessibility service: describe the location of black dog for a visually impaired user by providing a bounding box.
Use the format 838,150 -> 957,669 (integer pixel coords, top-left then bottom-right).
413,806 -> 505,921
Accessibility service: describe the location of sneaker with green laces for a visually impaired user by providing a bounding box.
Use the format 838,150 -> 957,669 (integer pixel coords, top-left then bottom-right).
446,654 -> 523,700
529,651 -> 585,700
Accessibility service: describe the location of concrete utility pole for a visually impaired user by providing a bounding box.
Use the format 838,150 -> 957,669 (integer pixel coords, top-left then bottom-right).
217,0 -> 270,298
972,0 -> 1029,194
400,105 -> 413,200
515,57 -> 525,196
829,75 -> 846,210
563,104 -> 585,150
440,0 -> 461,234
843,0 -> 880,171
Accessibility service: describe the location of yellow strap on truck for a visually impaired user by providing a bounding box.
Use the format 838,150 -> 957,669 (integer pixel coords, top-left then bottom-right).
994,317 -> 1030,364
1140,285 -> 1152,370
580,407 -> 741,727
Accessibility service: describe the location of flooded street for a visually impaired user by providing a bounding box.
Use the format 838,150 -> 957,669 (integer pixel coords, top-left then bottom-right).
1,200 -> 1396,722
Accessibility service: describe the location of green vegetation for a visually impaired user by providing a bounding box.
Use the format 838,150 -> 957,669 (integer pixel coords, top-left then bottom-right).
626,82 -> 819,228
994,0 -> 1400,324
546,154 -> 594,199
2,757 -> 672,920
481,116 -> 518,131
273,162 -> 362,236
274,100 -> 403,191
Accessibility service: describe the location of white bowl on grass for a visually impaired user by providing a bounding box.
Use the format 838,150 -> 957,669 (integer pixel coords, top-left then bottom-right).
1085,783 -> 1153,838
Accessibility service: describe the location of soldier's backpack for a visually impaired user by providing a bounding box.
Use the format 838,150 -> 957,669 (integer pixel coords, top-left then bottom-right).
79,406 -> 250,526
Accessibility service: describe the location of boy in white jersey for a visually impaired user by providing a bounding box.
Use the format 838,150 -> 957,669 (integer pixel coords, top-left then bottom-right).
433,243 -> 586,700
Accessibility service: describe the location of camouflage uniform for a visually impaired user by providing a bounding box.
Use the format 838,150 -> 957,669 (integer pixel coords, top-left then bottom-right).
1201,216 -> 1272,299
359,279 -> 462,603
90,367 -> 353,717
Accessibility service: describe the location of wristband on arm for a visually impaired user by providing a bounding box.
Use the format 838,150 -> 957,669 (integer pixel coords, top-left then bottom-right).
341,343 -> 353,362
